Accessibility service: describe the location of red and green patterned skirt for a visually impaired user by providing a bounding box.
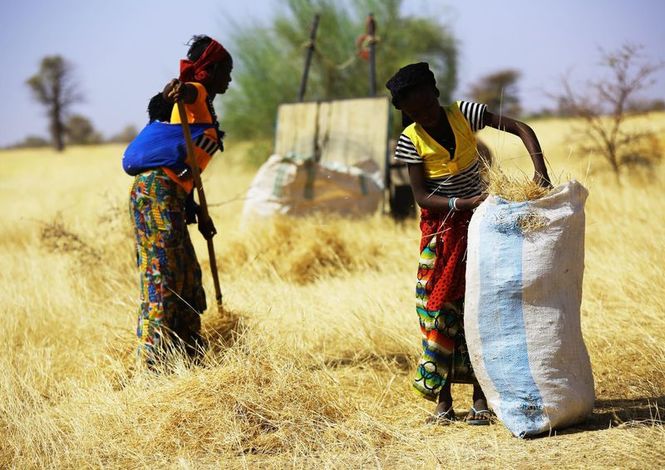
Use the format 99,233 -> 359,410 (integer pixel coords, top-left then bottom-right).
129,169 -> 206,364
413,208 -> 477,400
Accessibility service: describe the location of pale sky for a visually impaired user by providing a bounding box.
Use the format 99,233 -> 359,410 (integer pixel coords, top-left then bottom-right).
1,0 -> 663,147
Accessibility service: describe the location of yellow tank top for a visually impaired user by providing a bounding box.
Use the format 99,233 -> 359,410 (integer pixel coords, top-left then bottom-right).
402,101 -> 478,179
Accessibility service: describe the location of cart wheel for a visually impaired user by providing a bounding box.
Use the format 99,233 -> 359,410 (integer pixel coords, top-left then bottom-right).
389,184 -> 416,220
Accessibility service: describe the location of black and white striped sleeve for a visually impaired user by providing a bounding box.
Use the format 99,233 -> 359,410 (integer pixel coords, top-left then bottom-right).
458,101 -> 488,132
394,133 -> 422,164
194,133 -> 220,156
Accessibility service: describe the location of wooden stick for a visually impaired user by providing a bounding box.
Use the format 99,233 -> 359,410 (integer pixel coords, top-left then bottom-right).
366,13 -> 377,96
298,14 -> 320,102
176,100 -> 223,314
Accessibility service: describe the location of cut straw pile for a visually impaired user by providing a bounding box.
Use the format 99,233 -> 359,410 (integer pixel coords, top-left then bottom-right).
220,215 -> 387,284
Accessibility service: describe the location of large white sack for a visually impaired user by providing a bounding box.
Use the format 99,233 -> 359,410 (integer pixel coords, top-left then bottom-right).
241,153 -> 383,223
465,180 -> 594,437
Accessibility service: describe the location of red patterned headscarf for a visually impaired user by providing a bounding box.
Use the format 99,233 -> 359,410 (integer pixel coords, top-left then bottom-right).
179,38 -> 231,84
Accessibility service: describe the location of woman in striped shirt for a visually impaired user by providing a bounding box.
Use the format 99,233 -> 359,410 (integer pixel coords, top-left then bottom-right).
386,62 -> 550,425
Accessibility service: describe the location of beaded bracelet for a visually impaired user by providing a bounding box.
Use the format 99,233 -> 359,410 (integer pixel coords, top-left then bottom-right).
448,197 -> 458,211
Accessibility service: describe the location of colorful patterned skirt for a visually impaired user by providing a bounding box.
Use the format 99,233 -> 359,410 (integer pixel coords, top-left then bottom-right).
129,169 -> 206,364
413,208 -> 477,400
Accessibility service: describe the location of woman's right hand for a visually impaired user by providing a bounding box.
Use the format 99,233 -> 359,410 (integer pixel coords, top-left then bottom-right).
162,79 -> 198,104
533,171 -> 553,188
456,193 -> 487,211
162,79 -> 181,103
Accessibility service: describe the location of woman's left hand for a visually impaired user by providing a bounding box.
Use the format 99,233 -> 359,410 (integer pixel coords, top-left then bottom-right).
197,215 -> 217,240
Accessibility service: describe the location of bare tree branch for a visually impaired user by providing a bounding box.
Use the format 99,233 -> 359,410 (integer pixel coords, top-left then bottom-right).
553,44 -> 664,181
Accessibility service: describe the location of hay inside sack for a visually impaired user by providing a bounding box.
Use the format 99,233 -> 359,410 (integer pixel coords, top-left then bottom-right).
486,166 -> 552,233
486,165 -> 552,202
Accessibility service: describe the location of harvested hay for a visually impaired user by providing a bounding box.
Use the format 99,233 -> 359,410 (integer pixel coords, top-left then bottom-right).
485,166 -> 553,233
202,307 -> 246,350
221,215 -> 384,284
486,165 -> 551,202
40,218 -> 99,261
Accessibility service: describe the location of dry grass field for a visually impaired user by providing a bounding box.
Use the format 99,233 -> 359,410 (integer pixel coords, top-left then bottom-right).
1,113 -> 664,468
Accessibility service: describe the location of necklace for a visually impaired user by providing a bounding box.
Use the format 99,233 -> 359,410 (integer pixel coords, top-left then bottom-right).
206,95 -> 225,151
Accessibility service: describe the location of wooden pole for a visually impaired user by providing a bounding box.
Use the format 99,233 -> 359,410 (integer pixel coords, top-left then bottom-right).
298,14 -> 320,102
176,100 -> 223,314
367,13 -> 377,96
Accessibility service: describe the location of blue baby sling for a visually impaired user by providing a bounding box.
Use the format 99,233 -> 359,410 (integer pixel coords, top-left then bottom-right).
122,121 -> 214,176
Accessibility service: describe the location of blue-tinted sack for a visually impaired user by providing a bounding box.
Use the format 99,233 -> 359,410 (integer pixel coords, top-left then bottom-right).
122,122 -> 213,176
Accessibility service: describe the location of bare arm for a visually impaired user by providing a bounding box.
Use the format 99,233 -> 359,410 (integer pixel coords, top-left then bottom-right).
484,111 -> 551,187
407,163 -> 486,211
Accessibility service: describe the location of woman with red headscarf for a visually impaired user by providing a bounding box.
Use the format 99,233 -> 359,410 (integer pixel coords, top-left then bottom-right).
129,35 -> 232,367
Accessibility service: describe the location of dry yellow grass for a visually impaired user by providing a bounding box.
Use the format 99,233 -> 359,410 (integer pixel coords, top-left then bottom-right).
1,114 -> 665,468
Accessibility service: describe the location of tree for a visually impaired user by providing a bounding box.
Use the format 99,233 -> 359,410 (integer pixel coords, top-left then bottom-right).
7,135 -> 51,149
222,0 -> 458,139
468,69 -> 522,117
108,125 -> 139,143
555,44 -> 664,181
626,98 -> 665,113
66,114 -> 102,145
26,56 -> 83,151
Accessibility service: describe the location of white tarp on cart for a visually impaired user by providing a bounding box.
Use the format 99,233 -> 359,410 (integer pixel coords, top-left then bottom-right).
241,153 -> 383,220
241,97 -> 390,221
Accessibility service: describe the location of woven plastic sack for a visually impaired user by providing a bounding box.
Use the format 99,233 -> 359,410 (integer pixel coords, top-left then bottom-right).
241,153 -> 383,222
464,180 -> 594,437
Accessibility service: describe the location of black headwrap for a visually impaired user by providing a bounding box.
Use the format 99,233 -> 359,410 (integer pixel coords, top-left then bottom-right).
385,62 -> 439,109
